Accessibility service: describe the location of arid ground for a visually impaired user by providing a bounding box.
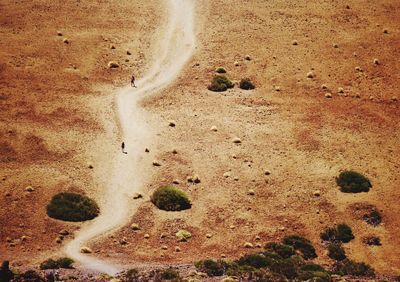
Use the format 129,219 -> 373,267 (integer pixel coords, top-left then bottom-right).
1,0 -> 400,278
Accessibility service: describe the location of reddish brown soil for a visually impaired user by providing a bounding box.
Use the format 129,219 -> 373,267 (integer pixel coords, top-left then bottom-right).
1,0 -> 400,277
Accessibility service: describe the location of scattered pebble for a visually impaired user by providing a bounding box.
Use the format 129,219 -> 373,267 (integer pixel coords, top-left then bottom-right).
244,242 -> 254,248
126,50 -> 131,55
63,38 -> 69,44
234,61 -> 240,67
172,179 -> 180,184
176,230 -> 192,242
313,190 -> 321,196
247,189 -> 255,196
383,29 -> 388,34
193,175 -> 201,184
131,223 -> 140,231
232,137 -> 242,144
321,84 -> 328,90
57,31 -> 62,36
175,246 -> 181,252
264,170 -> 271,175
107,61 -> 119,68
168,120 -> 176,127
355,66 -> 362,72
245,55 -> 251,61
255,235 -> 261,241
325,93 -> 332,99
119,237 -> 128,245
338,87 -> 344,93
133,193 -> 143,199
152,160 -> 161,166
306,71 -> 315,78
391,96 -> 398,102
144,234 -> 150,239
373,58 -> 380,65
59,230 -> 69,236
161,245 -> 168,250
80,247 -> 92,254
25,186 -> 34,192
292,40 -> 298,46
210,125 -> 218,132
223,172 -> 231,178
274,86 -> 281,91
110,44 -> 116,49
145,148 -> 150,153
333,43 -> 339,48
206,233 -> 212,239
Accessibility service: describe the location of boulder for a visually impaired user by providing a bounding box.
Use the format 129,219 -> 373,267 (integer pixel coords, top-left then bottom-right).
107,61 -> 119,68
80,247 -> 92,254
152,160 -> 161,166
131,223 -> 140,231
232,137 -> 242,144
292,40 -> 298,45
176,230 -> 191,242
306,71 -> 315,78
243,242 -> 254,248
325,93 -> 332,98
313,190 -> 321,196
210,125 -> 218,132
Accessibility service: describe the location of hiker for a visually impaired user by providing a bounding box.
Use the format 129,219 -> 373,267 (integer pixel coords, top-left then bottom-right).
131,74 -> 137,88
121,142 -> 127,154
0,261 -> 14,282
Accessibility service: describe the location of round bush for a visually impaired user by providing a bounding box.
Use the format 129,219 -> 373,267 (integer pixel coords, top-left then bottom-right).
151,186 -> 191,211
336,170 -> 371,193
47,192 -> 99,222
207,75 -> 234,92
328,243 -> 346,261
282,235 -> 317,260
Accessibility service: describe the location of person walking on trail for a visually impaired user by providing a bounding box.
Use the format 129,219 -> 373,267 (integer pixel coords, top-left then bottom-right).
131,74 -> 137,88
0,261 -> 14,282
121,142 -> 127,154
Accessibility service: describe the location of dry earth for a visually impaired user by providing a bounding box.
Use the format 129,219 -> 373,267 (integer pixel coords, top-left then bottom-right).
1,0 -> 400,278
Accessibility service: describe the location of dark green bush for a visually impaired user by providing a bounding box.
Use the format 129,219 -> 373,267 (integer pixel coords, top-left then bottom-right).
265,242 -> 295,259
363,236 -> 381,246
282,235 -> 317,259
215,67 -> 226,74
363,209 -> 382,226
13,270 -> 44,282
335,259 -> 374,277
237,254 -> 270,269
328,243 -> 346,261
125,269 -> 140,281
47,192 -> 99,222
239,78 -> 255,90
300,264 -> 326,272
40,257 -> 74,270
207,75 -> 234,92
270,258 -> 298,279
195,259 -> 226,277
161,268 -> 181,280
151,186 -> 191,211
320,224 -> 354,243
336,170 -> 372,193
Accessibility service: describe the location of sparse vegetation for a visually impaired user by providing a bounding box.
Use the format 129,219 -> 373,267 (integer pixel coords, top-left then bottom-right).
363,236 -> 382,246
237,254 -> 269,268
151,186 -> 191,211
320,224 -> 354,243
40,257 -> 74,270
195,259 -> 226,276
46,192 -> 99,222
160,268 -> 181,281
334,259 -> 374,277
239,78 -> 255,90
328,243 -> 346,261
265,242 -> 295,259
207,75 -> 234,92
336,170 -> 372,193
363,209 -> 382,226
282,235 -> 317,259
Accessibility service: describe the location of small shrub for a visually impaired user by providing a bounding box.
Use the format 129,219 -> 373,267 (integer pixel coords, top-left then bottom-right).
215,67 -> 227,73
195,260 -> 226,277
336,170 -> 372,193
125,269 -> 140,281
270,258 -> 298,279
320,224 -> 354,243
14,270 -> 45,282
282,235 -> 317,259
363,236 -> 381,246
151,186 -> 191,211
40,257 -> 74,270
237,254 -> 270,269
265,242 -> 295,259
335,259 -> 374,277
207,75 -> 234,92
300,264 -> 326,272
363,209 -> 382,226
239,78 -> 255,90
161,268 -> 180,280
47,192 -> 99,222
328,243 -> 346,261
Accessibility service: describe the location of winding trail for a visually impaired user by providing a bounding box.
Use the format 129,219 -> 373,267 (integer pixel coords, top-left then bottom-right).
64,0 -> 196,274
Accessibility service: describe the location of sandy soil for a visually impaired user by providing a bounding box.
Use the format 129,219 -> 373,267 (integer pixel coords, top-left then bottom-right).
1,0 -> 400,277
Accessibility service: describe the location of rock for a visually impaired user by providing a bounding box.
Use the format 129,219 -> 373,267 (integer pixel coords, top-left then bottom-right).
21,235 -> 27,241
244,55 -> 251,61
223,172 -> 231,178
234,176 -> 239,181
172,179 -> 180,184
221,277 -> 238,282
321,84 -> 328,89
87,162 -> 94,169
176,230 -> 191,242
145,148 -> 150,152
373,58 -> 380,65
6,237 -> 12,243
383,29 -> 388,34
80,247 -> 92,254
313,190 -> 321,196
187,176 -> 193,183
210,125 -> 218,132
63,38 -> 69,44
119,237 -> 128,245
193,175 -> 201,184
126,50 -> 131,55
206,233 -> 212,238
161,245 -> 168,250
333,43 -> 339,48
274,86 -> 281,91
355,66 -> 362,72
57,31 -> 62,36
247,189 -> 255,195
220,254 -> 226,258
292,40 -> 298,45
25,186 -> 34,192
243,242 -> 254,248
325,93 -> 332,98
175,246 -> 181,252
230,225 -> 235,229
306,71 -> 315,78
152,160 -> 161,166
255,235 -> 261,241
172,149 -> 178,154
131,223 -> 140,231
338,87 -> 344,93
232,137 -> 242,144
110,44 -> 116,49
59,230 -> 69,236
279,227 -> 285,231
264,170 -> 271,175
160,233 -> 167,239
234,61 -> 240,66
133,193 -> 143,199
107,61 -> 119,68
391,96 -> 398,102
144,234 -> 150,239
168,120 -> 176,127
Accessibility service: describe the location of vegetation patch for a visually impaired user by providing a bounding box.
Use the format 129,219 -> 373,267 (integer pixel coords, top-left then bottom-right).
46,192 -> 99,222
336,170 -> 372,193
320,224 -> 355,243
151,186 -> 191,211
195,259 -> 226,276
282,235 -> 317,259
363,236 -> 381,246
207,75 -> 234,92
239,78 -> 255,90
334,259 -> 374,277
363,209 -> 382,226
237,254 -> 270,269
328,243 -> 347,261
40,258 -> 74,270
265,242 -> 295,259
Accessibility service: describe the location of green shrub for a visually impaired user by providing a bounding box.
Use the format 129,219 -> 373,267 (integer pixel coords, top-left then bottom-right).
207,75 -> 234,92
270,258 -> 298,279
239,78 -> 255,90
363,209 -> 382,226
320,224 -> 354,243
336,170 -> 372,193
237,254 -> 270,269
151,186 -> 191,211
363,236 -> 381,246
265,242 -> 295,259
161,268 -> 180,280
47,192 -> 99,222
282,235 -> 317,259
300,264 -> 326,272
299,270 -> 331,282
195,260 -> 226,277
215,67 -> 227,73
328,243 -> 346,261
335,259 -> 374,277
40,258 -> 74,270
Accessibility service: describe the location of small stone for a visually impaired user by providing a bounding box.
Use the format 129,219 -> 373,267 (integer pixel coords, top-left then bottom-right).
232,137 -> 242,144
168,120 -> 176,127
187,176 -> 193,183
59,230 -> 69,236
161,245 -> 168,250
279,227 -> 285,231
244,242 -> 254,248
247,189 -> 255,196
110,44 -> 116,49
292,40 -> 298,45
133,193 -> 143,199
221,254 -> 226,258
325,93 -> 332,98
215,67 -> 226,74
245,55 -> 251,61
126,50 -> 131,55
383,29 -> 388,34
206,233 -> 212,238
9,242 -> 15,247
131,223 -> 140,231
57,31 -> 62,36
333,43 -> 339,48
234,176 -> 239,181
6,237 -> 12,243
145,148 -> 150,152
172,149 -> 178,154
210,125 -> 218,132
120,237 -> 128,245
264,170 -> 271,175
313,190 -> 321,196
391,96 -> 398,101
373,58 -> 380,65
63,38 -> 69,44
25,186 -> 34,192
274,86 -> 281,91
152,160 -> 161,166
369,96 -> 374,101
107,61 -> 119,68
255,243 -> 262,248
223,172 -> 231,178
193,175 -> 201,184
160,233 -> 167,239
321,84 -> 328,90
338,87 -> 344,93
255,235 -> 261,241
175,246 -> 181,252
87,162 -> 94,169
234,61 -> 240,66
306,71 -> 315,78
172,179 -> 180,184
144,234 -> 150,239
176,230 -> 191,242
80,247 -> 92,253
230,225 -> 235,229
355,66 -> 362,72
21,236 -> 27,241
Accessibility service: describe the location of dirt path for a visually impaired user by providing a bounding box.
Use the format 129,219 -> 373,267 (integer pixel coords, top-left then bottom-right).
63,0 -> 196,274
